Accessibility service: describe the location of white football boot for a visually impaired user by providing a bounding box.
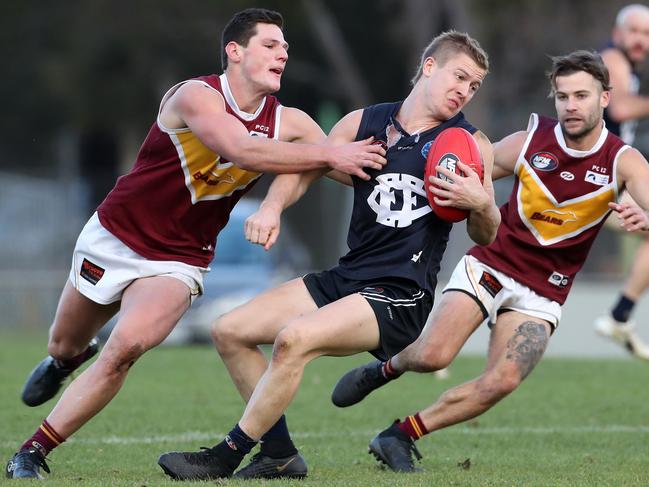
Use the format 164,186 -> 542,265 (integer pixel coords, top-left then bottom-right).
594,315 -> 649,360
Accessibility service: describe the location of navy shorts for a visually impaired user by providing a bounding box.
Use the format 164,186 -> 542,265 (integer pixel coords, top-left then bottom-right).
302,267 -> 433,360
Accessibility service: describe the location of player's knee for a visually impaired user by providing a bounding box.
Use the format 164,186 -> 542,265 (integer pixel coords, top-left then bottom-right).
97,339 -> 146,376
411,343 -> 454,372
272,326 -> 305,364
211,312 -> 241,352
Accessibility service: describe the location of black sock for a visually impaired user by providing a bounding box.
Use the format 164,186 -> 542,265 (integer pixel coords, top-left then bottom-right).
212,424 -> 257,471
259,415 -> 298,458
54,345 -> 94,371
612,295 -> 635,323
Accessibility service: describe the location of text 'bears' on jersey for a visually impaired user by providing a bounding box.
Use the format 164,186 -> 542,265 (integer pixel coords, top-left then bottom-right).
516,162 -> 616,245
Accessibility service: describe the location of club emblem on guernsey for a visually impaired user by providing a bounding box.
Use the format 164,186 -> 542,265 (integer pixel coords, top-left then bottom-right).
421,140 -> 433,158
530,152 -> 559,171
367,173 -> 431,227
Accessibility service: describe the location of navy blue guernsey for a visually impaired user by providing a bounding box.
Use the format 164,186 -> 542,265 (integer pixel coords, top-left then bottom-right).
336,101 -> 478,294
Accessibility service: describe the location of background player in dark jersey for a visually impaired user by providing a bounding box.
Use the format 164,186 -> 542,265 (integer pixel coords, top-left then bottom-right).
330,50 -> 649,472
5,8 -> 387,480
157,31 -> 501,481
595,4 -> 649,360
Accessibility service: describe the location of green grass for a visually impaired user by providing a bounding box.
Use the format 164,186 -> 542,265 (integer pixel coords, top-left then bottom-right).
1,330 -> 649,486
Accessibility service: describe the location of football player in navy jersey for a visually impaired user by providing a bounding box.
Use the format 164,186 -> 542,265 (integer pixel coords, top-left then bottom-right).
158,30 -> 500,480
594,4 -> 649,360
330,50 -> 649,473
5,8 -> 387,481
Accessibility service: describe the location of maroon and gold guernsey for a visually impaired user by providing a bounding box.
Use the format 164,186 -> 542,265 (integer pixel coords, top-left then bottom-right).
469,113 -> 628,304
97,74 -> 282,268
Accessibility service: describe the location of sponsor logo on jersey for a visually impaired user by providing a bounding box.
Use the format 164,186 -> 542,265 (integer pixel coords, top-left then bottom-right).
548,271 -> 569,288
530,152 -> 559,171
367,173 -> 431,228
254,124 -> 270,133
80,258 -> 105,285
584,170 -> 610,186
249,131 -> 269,138
479,271 -> 503,298
530,209 -> 578,226
560,171 -> 575,181
437,153 -> 459,182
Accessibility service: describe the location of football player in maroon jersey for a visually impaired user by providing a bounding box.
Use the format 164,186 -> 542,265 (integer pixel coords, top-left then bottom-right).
5,8 -> 386,480
329,50 -> 649,473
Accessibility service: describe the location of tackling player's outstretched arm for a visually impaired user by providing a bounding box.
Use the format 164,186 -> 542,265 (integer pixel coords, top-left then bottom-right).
491,130 -> 524,180
244,108 -> 331,250
612,147 -> 649,232
245,109 -> 364,250
163,82 -> 385,179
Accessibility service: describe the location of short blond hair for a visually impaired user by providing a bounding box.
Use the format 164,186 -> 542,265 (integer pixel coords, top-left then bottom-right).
411,30 -> 489,85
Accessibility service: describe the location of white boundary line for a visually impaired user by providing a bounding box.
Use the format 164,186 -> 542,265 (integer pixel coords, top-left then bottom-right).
3,425 -> 649,449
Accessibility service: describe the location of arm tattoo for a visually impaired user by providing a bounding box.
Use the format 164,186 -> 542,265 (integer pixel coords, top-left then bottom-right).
505,321 -> 549,379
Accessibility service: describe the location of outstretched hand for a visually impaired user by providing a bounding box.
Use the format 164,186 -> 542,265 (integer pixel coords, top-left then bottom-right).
609,202 -> 649,233
244,204 -> 282,251
428,160 -> 489,211
329,137 -> 387,181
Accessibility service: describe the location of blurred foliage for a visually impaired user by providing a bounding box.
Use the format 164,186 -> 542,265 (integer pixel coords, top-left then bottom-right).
1,0 -> 632,175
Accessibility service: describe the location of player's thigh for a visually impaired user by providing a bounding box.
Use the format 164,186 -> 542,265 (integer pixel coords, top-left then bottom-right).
219,278 -> 319,345
106,275 -> 192,353
50,280 -> 120,347
277,293 -> 380,360
486,311 -> 552,379
415,290 -> 485,358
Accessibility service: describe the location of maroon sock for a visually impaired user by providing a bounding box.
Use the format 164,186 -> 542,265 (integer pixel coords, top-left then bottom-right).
20,420 -> 65,457
396,413 -> 428,440
381,359 -> 402,380
55,345 -> 94,371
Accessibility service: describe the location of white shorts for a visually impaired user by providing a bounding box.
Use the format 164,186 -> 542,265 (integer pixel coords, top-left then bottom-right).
69,213 -> 205,305
443,255 -> 561,330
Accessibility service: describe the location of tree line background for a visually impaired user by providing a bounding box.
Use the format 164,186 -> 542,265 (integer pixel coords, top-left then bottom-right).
1,0 -> 644,282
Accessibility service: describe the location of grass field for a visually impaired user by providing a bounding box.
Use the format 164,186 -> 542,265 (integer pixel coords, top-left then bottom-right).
1,330 -> 648,486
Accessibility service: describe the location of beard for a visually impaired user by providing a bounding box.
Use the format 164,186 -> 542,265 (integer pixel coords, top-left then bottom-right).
560,114 -> 600,142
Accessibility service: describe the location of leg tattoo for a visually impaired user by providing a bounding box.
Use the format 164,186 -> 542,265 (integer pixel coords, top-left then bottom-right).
505,321 -> 548,379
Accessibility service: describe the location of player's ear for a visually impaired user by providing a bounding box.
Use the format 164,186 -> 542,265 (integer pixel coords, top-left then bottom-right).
600,89 -> 610,109
224,41 -> 242,65
422,57 -> 437,77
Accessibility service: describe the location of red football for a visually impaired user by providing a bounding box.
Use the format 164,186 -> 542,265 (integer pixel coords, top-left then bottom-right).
424,127 -> 483,223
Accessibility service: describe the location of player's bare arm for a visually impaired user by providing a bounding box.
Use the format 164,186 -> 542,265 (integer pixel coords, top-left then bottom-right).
612,147 -> 649,231
602,49 -> 649,121
492,130 -> 525,180
162,82 -> 386,176
246,108 -> 336,249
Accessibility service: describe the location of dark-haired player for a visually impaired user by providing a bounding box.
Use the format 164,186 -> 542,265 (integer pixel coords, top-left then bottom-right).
5,8 -> 387,480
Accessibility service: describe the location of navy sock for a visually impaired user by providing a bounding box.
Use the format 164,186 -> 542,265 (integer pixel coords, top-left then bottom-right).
259,415 -> 297,458
212,424 -> 257,471
612,295 -> 635,323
